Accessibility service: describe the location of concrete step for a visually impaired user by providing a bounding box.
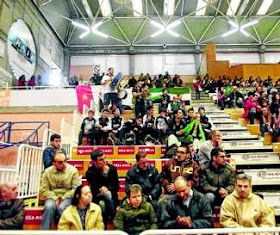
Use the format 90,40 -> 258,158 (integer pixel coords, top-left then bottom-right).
261,192 -> 280,213
243,169 -> 280,185
192,100 -> 215,104
230,152 -> 280,165
222,134 -> 259,140
208,114 -> 231,118
214,124 -> 247,131
222,140 -> 264,148
222,131 -> 251,136
211,119 -> 239,124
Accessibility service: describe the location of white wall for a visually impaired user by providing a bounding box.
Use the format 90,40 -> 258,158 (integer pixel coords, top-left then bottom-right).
134,54 -> 196,75
263,53 -> 280,64
70,55 -> 130,75
216,53 -> 260,65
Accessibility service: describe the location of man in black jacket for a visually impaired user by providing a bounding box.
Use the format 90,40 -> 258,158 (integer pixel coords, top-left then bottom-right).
86,150 -> 119,224
125,151 -> 161,207
78,109 -> 96,145
158,176 -> 213,229
0,182 -> 24,230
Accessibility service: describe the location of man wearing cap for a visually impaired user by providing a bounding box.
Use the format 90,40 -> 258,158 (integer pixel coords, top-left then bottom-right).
40,152 -> 81,230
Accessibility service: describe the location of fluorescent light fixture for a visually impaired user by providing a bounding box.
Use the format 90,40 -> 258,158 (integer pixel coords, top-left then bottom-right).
92,21 -> 103,30
72,21 -> 90,30
196,0 -> 208,16
166,29 -> 179,37
237,0 -> 249,16
151,29 -> 165,38
79,30 -> 90,39
164,0 -> 175,16
132,0 -> 143,16
228,20 -> 239,27
240,20 -> 259,29
151,20 -> 165,29
82,0 -> 94,19
222,29 -> 238,37
240,29 -> 249,37
167,20 -> 181,29
98,0 -> 112,17
226,0 -> 241,15
257,0 -> 273,15
92,30 -> 108,38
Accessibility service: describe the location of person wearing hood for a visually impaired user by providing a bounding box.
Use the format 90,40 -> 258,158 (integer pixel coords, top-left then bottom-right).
114,184 -> 157,235
200,148 -> 235,209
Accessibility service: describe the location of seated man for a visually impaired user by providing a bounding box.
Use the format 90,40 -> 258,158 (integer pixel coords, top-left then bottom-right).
0,182 -> 24,229
40,152 -> 81,230
95,109 -> 111,145
200,148 -> 235,208
228,86 -> 244,108
220,173 -> 275,228
125,152 -> 161,207
114,184 -> 157,235
155,109 -> 170,144
158,176 -> 213,229
120,116 -> 143,145
109,108 -> 124,145
198,107 -> 213,139
42,133 -> 66,169
78,109 -> 96,145
86,150 -> 119,224
160,145 -> 200,194
198,130 -> 222,170
142,106 -> 157,141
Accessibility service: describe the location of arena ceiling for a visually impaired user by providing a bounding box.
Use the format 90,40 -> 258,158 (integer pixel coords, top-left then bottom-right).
33,0 -> 280,50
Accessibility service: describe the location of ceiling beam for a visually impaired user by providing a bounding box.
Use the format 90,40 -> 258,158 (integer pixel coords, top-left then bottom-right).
180,0 -> 185,17
182,20 -> 196,44
132,18 -> 147,45
81,0 -> 94,19
263,18 -> 280,43
112,18 -> 131,45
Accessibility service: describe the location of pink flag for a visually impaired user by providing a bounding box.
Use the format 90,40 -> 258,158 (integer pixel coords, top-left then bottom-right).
76,86 -> 93,113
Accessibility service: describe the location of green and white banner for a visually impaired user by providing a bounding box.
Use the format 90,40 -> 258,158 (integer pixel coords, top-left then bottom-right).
149,87 -> 191,102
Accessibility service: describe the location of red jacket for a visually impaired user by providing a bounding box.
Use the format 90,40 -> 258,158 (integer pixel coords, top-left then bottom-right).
242,98 -> 261,118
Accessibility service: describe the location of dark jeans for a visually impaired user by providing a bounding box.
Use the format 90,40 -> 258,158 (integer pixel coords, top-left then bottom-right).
195,90 -> 200,100
273,127 -> 280,142
104,93 -> 118,109
93,192 -> 116,224
135,103 -> 146,118
78,130 -> 96,145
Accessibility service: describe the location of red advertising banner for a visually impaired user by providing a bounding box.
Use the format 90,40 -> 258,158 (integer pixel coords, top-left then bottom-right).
24,210 -> 43,225
148,160 -> 156,166
119,178 -> 125,192
82,179 -> 89,186
96,146 -> 114,155
68,160 -> 84,170
76,146 -> 94,155
118,146 -> 135,155
138,146 -> 155,154
112,160 -> 133,170
161,146 -> 166,154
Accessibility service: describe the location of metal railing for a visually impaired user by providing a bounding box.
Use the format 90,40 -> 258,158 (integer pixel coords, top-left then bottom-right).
0,144 -> 43,203
140,227 -> 280,235
0,121 -> 50,149
0,231 -> 128,235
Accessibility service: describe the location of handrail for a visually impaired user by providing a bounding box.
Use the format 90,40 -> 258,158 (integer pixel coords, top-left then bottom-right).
140,227 -> 280,235
0,121 -> 50,148
0,231 -> 129,235
42,128 -> 58,150
0,85 -> 77,90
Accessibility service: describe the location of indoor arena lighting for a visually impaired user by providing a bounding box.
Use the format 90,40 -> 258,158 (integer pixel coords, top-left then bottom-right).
150,20 -> 181,38
72,21 -> 90,30
222,19 -> 259,37
132,0 -> 143,16
257,0 -> 273,15
79,30 -> 90,39
226,0 -> 242,15
164,0 -> 175,16
98,0 -> 112,17
196,0 -> 208,16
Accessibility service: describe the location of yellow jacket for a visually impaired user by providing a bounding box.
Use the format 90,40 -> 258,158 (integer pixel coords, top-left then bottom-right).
220,190 -> 275,228
58,202 -> 104,230
40,163 -> 81,201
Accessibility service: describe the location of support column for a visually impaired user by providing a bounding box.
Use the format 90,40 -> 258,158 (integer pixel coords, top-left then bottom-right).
129,46 -> 135,75
194,45 -> 201,75
259,45 -> 266,64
